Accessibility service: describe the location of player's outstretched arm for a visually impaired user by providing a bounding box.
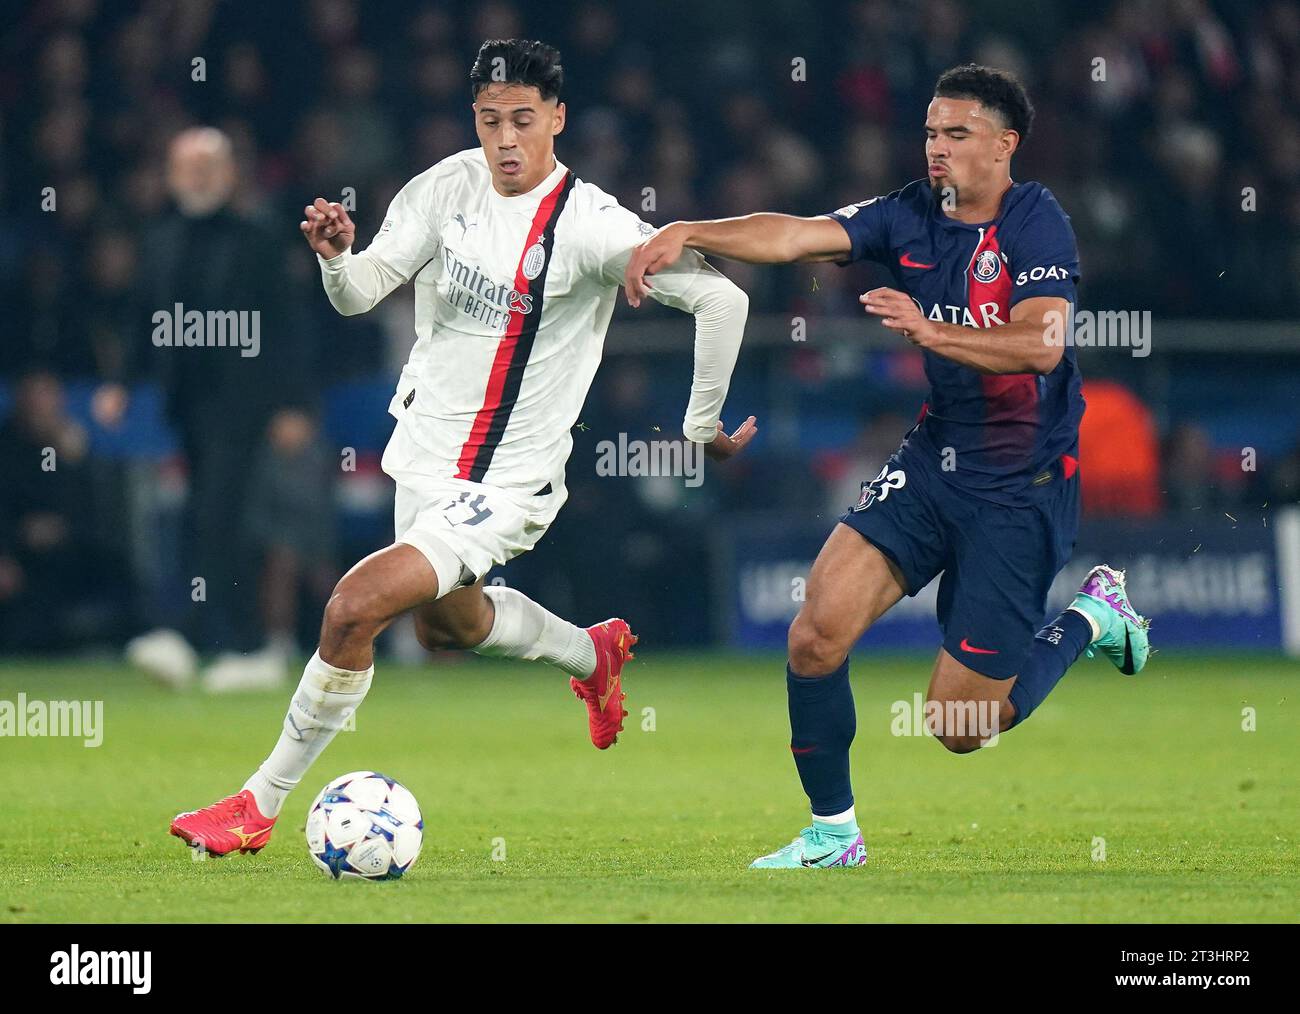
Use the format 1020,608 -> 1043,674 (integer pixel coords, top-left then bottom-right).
616,230 -> 757,458
593,198 -> 759,462
651,260 -> 758,461
625,214 -> 849,307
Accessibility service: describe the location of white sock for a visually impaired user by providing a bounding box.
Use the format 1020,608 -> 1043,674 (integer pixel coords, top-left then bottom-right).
242,650 -> 373,817
474,585 -> 597,678
1068,605 -> 1102,642
814,805 -> 857,829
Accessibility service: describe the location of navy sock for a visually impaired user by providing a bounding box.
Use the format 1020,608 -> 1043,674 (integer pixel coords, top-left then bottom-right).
787,659 -> 855,816
1007,609 -> 1093,729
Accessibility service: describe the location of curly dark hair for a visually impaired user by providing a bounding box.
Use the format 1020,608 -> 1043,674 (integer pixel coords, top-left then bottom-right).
470,39 -> 564,101
934,64 -> 1034,139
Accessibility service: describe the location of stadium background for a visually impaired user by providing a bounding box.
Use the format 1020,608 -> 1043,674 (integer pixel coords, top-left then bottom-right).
2,0 -> 1299,662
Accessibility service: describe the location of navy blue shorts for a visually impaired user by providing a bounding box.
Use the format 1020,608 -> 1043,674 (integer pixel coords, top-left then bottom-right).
839,443 -> 1079,679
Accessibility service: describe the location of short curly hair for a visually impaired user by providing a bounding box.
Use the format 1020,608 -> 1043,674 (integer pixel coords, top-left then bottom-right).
934,64 -> 1034,140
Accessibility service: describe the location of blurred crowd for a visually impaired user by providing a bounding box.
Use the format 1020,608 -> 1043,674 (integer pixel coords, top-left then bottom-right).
1,0 -> 1298,657
6,0 -> 1300,351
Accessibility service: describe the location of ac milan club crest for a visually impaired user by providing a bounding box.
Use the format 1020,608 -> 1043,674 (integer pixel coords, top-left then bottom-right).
522,242 -> 547,280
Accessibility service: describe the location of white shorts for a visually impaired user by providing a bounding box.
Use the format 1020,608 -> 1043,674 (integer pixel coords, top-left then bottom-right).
380,418 -> 565,598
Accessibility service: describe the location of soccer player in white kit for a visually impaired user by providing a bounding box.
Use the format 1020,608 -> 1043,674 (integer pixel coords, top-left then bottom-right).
170,40 -> 755,858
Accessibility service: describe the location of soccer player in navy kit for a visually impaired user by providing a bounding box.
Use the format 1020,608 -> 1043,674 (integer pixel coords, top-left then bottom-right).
626,64 -> 1152,868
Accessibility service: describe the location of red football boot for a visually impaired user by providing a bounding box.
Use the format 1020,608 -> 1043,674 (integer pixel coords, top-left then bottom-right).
170,789 -> 276,856
571,619 -> 637,749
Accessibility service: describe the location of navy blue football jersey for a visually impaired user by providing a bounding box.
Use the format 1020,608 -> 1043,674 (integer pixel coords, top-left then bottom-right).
827,180 -> 1085,506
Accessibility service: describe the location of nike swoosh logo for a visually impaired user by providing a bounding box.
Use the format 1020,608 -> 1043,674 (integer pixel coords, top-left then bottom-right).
800,851 -> 837,867
959,638 -> 999,655
1103,590 -> 1141,623
1122,628 -> 1135,674
899,252 -> 934,269
790,745 -> 817,755
286,712 -> 306,741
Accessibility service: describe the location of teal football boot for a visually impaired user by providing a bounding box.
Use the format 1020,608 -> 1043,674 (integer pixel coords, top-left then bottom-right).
1068,564 -> 1151,676
750,824 -> 867,869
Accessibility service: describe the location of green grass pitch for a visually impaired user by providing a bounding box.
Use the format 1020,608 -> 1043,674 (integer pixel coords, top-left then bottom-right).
1,652 -> 1296,922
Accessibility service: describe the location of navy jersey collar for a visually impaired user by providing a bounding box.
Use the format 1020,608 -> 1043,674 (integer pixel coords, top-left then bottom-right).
929,179 -> 1022,230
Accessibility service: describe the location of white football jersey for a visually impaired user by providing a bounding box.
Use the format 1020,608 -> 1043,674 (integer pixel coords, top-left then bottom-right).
327,148 -> 737,496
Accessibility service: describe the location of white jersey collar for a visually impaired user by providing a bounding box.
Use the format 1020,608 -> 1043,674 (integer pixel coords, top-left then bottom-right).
484,153 -> 569,206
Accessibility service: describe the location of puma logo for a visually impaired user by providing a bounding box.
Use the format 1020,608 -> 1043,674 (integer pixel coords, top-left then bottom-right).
453,213 -> 477,238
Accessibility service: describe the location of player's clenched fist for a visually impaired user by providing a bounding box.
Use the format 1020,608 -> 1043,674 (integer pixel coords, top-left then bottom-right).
300,197 -> 356,259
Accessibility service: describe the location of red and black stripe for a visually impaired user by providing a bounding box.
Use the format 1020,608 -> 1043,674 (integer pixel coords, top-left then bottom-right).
455,170 -> 575,482
967,225 -> 1039,464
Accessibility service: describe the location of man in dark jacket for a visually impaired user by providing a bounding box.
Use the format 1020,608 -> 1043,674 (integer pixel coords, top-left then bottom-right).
103,128 -> 310,668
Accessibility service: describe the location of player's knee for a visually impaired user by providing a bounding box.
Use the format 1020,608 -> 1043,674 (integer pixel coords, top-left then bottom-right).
934,731 -> 982,754
787,613 -> 849,676
925,696 -> 986,754
412,619 -> 450,652
322,584 -> 387,644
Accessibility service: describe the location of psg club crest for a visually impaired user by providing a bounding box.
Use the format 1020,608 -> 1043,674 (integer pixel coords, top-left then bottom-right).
973,248 -> 1001,283
522,242 -> 547,280
853,466 -> 906,511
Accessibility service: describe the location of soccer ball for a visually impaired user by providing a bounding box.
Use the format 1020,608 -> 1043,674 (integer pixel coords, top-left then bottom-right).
305,771 -> 424,880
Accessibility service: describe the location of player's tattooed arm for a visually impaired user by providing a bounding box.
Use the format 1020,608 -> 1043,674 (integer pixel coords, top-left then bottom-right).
624,215 -> 849,306
861,289 -> 1067,375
